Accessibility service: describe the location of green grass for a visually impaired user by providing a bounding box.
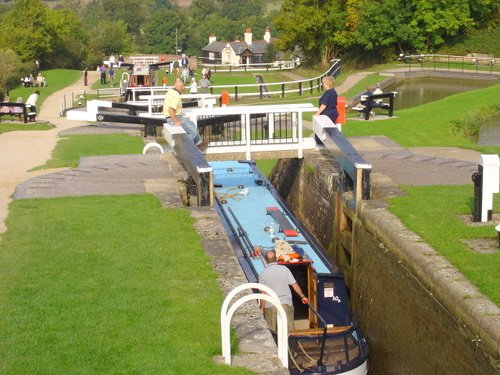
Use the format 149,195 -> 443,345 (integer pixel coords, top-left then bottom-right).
340,73 -> 385,99
0,122 -> 54,134
36,134 -> 145,169
9,69 -> 81,107
0,195 -> 253,375
388,186 -> 500,305
343,83 -> 500,154
256,159 -> 278,177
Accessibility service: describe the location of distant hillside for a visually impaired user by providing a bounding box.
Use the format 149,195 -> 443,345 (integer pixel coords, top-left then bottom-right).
173,0 -> 192,7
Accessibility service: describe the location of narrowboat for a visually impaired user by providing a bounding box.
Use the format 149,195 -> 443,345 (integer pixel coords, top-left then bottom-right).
211,160 -> 369,374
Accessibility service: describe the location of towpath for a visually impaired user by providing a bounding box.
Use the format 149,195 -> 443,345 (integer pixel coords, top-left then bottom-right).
0,70 -> 99,234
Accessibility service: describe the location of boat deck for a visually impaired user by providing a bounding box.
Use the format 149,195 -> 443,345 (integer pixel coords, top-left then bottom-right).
211,160 -> 331,276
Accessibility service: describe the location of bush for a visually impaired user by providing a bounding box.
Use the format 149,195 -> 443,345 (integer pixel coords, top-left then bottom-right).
439,26 -> 500,56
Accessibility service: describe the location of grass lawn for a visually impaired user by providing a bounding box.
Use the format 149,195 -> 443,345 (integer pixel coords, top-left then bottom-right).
0,195 -> 253,375
342,83 -> 500,154
35,134 -> 145,169
9,69 -> 81,107
388,186 -> 500,305
0,122 -> 54,134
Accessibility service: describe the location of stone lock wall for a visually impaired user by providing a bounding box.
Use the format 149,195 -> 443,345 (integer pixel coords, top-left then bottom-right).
270,151 -> 499,375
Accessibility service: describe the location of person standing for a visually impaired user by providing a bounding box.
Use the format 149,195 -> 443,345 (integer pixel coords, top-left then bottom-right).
198,74 -> 211,94
163,78 -> 207,151
109,67 -> 115,86
25,90 -> 40,122
181,54 -> 189,69
189,77 -> 198,94
258,250 -> 308,331
99,65 -> 107,85
314,75 -> 338,124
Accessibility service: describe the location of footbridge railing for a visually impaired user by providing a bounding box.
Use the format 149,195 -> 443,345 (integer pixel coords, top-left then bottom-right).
181,104 -> 317,160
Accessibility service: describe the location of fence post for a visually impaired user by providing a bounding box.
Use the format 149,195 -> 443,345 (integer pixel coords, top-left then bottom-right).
299,81 -> 302,96
281,83 -> 285,98
235,86 -> 238,102
259,85 -> 263,99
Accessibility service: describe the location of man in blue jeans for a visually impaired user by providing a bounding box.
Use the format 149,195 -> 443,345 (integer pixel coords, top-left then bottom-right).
163,78 -> 207,151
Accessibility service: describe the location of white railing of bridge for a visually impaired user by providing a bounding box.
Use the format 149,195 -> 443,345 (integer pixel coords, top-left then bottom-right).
180,103 -> 317,160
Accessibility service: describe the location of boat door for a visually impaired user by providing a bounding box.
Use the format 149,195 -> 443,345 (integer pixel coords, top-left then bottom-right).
316,273 -> 350,327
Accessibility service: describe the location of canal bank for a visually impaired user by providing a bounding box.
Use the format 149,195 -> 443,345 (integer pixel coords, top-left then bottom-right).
270,148 -> 500,375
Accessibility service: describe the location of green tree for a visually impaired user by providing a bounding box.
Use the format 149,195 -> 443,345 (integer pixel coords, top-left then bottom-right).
45,8 -> 87,68
0,48 -> 23,94
274,0 -> 333,64
220,0 -> 265,21
0,0 -> 53,64
413,0 -> 474,50
352,0 -> 420,53
143,9 -> 187,54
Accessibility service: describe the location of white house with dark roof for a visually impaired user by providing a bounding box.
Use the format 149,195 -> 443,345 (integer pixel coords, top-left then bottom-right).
201,27 -> 272,65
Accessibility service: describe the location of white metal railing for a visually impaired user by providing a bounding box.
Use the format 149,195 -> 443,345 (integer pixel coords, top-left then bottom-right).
399,53 -> 498,73
201,60 -> 296,72
221,283 -> 288,368
182,103 -> 317,160
112,59 -> 341,103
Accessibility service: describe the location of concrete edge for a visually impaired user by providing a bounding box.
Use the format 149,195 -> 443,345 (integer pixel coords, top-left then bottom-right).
358,202 -> 500,359
188,207 -> 288,375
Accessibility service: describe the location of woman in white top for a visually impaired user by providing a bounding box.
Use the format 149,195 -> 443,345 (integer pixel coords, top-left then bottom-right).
189,77 -> 198,94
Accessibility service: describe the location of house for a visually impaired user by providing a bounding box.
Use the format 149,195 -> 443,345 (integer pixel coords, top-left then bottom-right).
201,27 -> 271,65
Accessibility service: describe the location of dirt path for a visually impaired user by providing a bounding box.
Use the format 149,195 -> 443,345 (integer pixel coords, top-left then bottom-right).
0,71 -> 99,236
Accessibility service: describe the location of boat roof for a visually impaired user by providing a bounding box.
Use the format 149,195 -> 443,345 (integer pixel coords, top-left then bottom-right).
210,160 -> 332,276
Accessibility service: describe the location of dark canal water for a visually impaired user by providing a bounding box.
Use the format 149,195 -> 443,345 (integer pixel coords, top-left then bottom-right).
386,77 -> 500,146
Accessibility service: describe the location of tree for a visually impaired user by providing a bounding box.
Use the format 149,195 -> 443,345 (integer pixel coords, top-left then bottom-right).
45,8 -> 87,68
0,0 -> 53,64
274,0 -> 334,64
142,9 -> 187,54
412,0 -> 474,51
219,0 -> 264,21
0,48 -> 23,94
351,0 -> 420,53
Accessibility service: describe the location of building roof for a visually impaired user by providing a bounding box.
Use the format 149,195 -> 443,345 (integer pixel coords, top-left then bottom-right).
202,40 -> 269,55
202,41 -> 227,53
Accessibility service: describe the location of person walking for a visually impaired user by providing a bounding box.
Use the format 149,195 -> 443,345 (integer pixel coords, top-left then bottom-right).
258,250 -> 308,331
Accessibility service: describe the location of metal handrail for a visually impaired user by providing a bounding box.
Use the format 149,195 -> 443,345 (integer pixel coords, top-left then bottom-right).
305,303 -> 328,367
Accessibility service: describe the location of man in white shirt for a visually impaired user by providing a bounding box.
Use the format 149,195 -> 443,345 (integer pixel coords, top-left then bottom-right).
25,91 -> 40,122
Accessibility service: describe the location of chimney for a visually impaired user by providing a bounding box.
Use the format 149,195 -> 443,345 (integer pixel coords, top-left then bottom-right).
244,28 -> 252,45
209,33 -> 216,44
264,27 -> 271,43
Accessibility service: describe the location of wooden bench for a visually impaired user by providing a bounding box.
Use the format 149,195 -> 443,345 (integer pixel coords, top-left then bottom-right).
352,92 -> 396,120
0,102 -> 29,123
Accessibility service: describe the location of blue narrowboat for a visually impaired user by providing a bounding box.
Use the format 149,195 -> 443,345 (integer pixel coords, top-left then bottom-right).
211,160 -> 368,375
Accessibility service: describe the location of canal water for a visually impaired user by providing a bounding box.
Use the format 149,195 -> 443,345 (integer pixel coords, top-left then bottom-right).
386,77 -> 500,145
